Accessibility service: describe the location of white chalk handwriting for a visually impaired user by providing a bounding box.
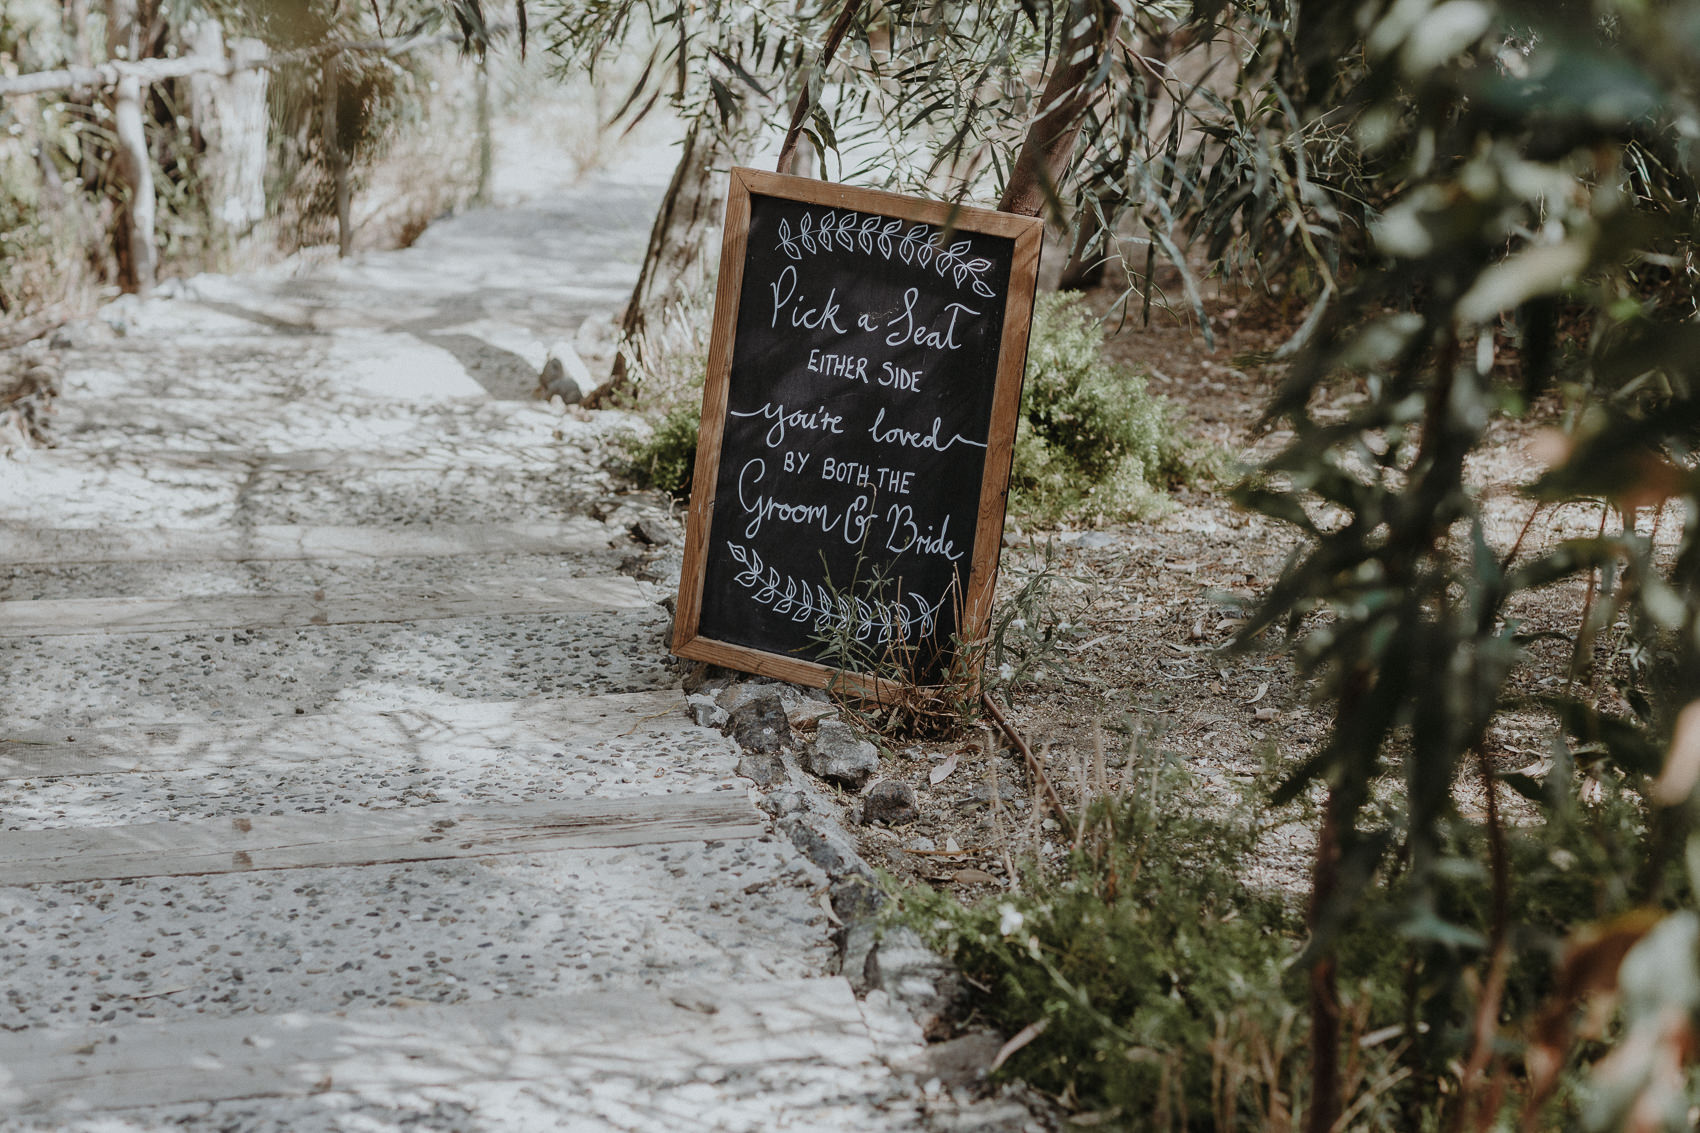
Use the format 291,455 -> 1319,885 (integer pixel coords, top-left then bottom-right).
728,401 -> 845,449
867,406 -> 988,454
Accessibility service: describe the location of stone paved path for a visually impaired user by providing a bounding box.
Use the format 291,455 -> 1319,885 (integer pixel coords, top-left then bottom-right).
0,147 -> 954,1131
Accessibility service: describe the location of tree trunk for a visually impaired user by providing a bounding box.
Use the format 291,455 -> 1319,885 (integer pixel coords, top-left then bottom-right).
585,119 -> 738,407
105,0 -> 155,294
111,71 -> 157,294
321,55 -> 353,257
997,0 -> 1121,219
188,21 -> 269,249
474,56 -> 493,206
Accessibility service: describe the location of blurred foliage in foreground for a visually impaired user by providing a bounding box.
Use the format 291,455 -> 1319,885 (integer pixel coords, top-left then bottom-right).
864,0 -> 1700,1126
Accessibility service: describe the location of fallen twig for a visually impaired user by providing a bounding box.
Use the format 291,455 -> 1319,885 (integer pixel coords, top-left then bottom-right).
980,691 -> 1073,839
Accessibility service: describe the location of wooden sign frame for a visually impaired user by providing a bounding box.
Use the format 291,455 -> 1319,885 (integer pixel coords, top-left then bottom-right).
672,167 -> 1043,693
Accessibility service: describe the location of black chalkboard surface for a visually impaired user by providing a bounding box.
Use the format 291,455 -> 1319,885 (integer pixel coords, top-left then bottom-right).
673,169 -> 1042,692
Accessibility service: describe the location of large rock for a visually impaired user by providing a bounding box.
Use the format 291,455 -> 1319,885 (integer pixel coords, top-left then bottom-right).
806,719 -> 879,789
723,688 -> 794,753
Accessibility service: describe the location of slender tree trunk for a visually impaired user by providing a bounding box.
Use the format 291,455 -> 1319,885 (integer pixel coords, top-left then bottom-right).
188,21 -> 269,250
474,56 -> 493,205
321,55 -> 352,257
105,0 -> 156,294
111,71 -> 157,293
997,0 -> 1121,218
585,119 -> 738,407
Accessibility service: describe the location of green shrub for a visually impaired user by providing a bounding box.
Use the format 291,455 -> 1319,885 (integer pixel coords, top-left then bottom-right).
890,754 -> 1326,1128
1012,292 -> 1209,526
621,395 -> 702,499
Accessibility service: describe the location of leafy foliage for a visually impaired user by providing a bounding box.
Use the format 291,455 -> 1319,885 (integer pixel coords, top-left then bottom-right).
1218,0 -> 1700,1123
892,753 -> 1344,1130
1013,292 -> 1209,525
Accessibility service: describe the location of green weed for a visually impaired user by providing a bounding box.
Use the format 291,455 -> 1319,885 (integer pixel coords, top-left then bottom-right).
1012,292 -> 1214,526
888,750 -> 1340,1129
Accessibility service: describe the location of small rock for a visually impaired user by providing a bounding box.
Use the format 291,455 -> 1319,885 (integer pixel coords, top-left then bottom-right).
861,779 -> 918,826
1066,530 -> 1118,550
905,836 -> 937,853
780,816 -> 875,882
685,694 -> 726,729
864,925 -> 965,1039
633,515 -> 676,547
736,749 -> 786,787
807,719 -> 880,789
717,679 -> 779,714
538,355 -> 582,404
758,787 -> 809,820
723,688 -> 794,753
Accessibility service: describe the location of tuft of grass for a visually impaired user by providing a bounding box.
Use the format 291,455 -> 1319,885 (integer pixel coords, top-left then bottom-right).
614,291 -> 713,499
1013,292 -> 1216,526
622,397 -> 703,500
807,540 -> 1077,738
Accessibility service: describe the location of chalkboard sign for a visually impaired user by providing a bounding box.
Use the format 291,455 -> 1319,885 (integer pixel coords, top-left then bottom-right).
672,168 -> 1042,691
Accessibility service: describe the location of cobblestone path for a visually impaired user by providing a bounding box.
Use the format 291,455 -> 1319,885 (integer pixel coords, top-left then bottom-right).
0,148 -> 944,1131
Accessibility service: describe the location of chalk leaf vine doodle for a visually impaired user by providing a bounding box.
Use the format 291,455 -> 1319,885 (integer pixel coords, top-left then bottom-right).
726,543 -> 943,645
775,211 -> 997,300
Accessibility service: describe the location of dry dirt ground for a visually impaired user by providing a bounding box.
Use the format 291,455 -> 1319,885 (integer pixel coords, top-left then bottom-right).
813,272 -> 1687,915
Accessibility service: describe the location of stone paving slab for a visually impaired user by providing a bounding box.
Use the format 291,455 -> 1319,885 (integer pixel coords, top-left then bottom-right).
0,979 -> 921,1133
0,461 -> 624,528
40,446 -> 597,473
1,520 -> 621,567
0,794 -> 765,884
0,578 -> 652,637
0,839 -> 833,1029
62,328 -> 487,401
1,693 -> 738,827
0,608 -> 676,726
2,547 -> 649,607
50,397 -> 627,455
0,690 -> 692,778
